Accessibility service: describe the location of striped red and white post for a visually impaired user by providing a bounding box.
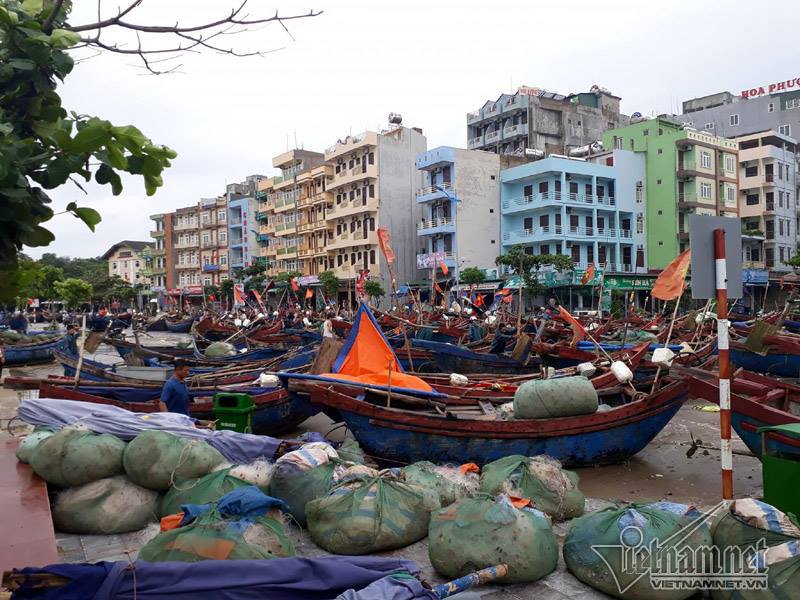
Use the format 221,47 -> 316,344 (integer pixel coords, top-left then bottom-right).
714,228 -> 734,502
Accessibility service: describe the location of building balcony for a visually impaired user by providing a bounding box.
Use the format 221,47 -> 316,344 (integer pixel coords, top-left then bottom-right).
416,181 -> 454,203
201,264 -> 222,273
175,263 -> 200,270
677,193 -> 714,210
416,251 -> 456,269
467,135 -> 485,150
327,230 -> 378,251
256,210 -> 270,221
503,123 -> 527,139
501,191 -> 615,214
256,233 -> 269,244
150,229 -> 165,238
501,95 -> 527,114
312,220 -> 329,232
150,247 -> 166,256
175,240 -> 199,249
274,196 -> 297,213
140,267 -> 166,277
324,131 -> 379,161
327,163 -> 379,191
327,197 -> 379,219
266,245 -> 278,257
417,217 -> 455,236
173,222 -> 198,232
276,246 -> 298,258
466,110 -> 482,125
743,260 -> 766,270
484,129 -> 502,145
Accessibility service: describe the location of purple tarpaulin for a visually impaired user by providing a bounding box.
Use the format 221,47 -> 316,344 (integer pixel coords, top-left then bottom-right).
10,557 -> 424,600
17,398 -> 283,463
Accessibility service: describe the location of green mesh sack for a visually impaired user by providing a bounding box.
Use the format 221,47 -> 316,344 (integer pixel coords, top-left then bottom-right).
428,495 -> 558,583
306,471 -> 440,554
401,461 -> 478,507
30,428 -> 126,487
53,476 -> 159,534
268,444 -> 340,526
711,498 -> 800,600
123,430 -> 225,491
204,342 -> 236,358
564,504 -> 711,600
138,509 -> 294,562
479,455 -> 584,520
337,438 -> 366,464
15,428 -> 55,464
160,468 -> 251,518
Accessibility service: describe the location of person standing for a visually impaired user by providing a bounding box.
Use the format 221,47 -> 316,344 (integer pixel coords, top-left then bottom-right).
64,324 -> 80,355
158,360 -> 191,415
321,311 -> 335,338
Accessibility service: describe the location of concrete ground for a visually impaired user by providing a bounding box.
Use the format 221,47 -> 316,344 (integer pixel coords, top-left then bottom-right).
0,341 -> 763,598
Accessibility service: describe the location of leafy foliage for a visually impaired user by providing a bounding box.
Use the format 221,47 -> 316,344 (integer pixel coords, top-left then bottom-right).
364,280 -> 385,301
459,266 -> 485,287
318,270 -> 340,298
786,254 -> 800,270
495,245 -> 574,296
0,1 -> 176,299
53,276 -> 92,308
274,271 -> 302,284
219,278 -> 234,303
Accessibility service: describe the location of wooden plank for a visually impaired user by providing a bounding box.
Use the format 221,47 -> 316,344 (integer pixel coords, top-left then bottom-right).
478,400 -> 497,416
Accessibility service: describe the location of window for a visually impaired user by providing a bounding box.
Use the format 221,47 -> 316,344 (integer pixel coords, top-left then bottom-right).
614,137 -> 623,150
635,184 -> 643,203
540,244 -> 550,255
657,149 -> 663,154
658,128 -> 663,136
786,98 -> 800,110
220,254 -> 228,265
780,124 -> 792,136
636,214 -> 644,234
768,103 -> 775,113
204,277 -> 211,286
745,165 -> 758,177
629,139 -> 634,150
657,179 -> 662,185
700,182 -> 712,198
780,247 -> 785,262
523,217 -> 533,231
725,155 -> 736,172
523,184 -> 533,198
112,262 -> 117,269
729,114 -> 739,126
135,261 -> 140,268
220,231 -> 227,243
217,209 -> 226,222
701,151 -> 711,169
726,186 -> 735,203
705,123 -> 714,130
202,233 -> 210,245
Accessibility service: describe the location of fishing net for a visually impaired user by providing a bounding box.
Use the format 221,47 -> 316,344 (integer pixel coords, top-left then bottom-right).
123,430 -> 226,491
337,438 -> 366,464
138,509 -> 294,562
712,498 -> 800,599
268,443 -> 340,526
15,428 -> 54,464
563,503 -> 711,600
401,461 -> 479,507
479,455 -> 584,520
512,376 -> 598,419
306,469 -> 440,555
29,428 -> 126,487
52,475 -> 160,534
428,495 -> 558,583
204,342 -> 237,358
226,460 -> 274,489
160,468 -> 252,518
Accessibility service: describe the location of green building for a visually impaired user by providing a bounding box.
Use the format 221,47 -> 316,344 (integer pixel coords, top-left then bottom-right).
602,118 -> 739,269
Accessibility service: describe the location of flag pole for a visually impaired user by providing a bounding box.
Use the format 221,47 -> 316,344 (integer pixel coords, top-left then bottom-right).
714,228 -> 733,503
649,286 -> 684,394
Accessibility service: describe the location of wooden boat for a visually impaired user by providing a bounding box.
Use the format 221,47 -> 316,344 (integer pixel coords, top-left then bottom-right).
286,376 -> 688,467
3,337 -> 67,365
409,338 -> 541,375
681,366 -> 800,459
35,383 -> 318,435
145,315 -> 168,331
165,316 -> 195,333
730,341 -> 800,378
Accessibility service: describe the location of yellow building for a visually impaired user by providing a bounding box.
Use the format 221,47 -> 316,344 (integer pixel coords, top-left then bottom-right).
103,241 -> 152,285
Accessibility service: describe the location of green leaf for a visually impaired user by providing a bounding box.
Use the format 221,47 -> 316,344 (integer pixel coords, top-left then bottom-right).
70,121 -> 111,153
71,206 -> 102,232
141,155 -> 162,177
21,0 -> 44,16
94,163 -> 113,185
106,142 -> 128,170
10,59 -> 36,71
49,29 -> 81,49
20,225 -> 55,247
66,201 -> 77,212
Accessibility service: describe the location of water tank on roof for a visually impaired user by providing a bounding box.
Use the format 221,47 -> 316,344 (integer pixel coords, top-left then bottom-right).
524,148 -> 544,159
388,113 -> 403,125
631,112 -> 645,123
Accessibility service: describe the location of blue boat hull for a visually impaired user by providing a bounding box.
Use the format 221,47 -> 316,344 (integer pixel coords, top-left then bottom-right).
730,348 -> 800,378
730,411 -> 800,460
166,319 -> 193,333
4,338 -> 67,365
334,395 -> 686,468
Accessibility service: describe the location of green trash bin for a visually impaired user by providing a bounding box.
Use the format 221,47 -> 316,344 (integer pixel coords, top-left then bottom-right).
758,423 -> 800,517
213,392 -> 254,433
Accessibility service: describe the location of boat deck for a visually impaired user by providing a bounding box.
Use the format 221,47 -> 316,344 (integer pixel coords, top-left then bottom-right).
0,436 -> 58,573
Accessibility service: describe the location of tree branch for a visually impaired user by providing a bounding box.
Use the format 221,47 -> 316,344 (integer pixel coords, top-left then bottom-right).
41,0 -> 66,33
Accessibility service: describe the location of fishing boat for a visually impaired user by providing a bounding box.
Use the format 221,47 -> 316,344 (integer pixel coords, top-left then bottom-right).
2,337 -> 67,365
165,316 -> 195,333
682,365 -> 800,459
145,315 -> 168,331
729,341 -> 800,378
409,338 -> 541,374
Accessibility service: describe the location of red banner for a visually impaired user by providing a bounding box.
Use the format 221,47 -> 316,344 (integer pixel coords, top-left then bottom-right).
377,228 -> 395,265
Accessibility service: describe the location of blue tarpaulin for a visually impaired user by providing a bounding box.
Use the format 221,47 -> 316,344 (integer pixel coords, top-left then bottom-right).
10,557 -> 425,600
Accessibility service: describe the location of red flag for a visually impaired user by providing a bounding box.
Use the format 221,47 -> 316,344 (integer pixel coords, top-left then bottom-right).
439,260 -> 449,276
265,280 -> 275,292
474,294 -> 485,307
290,278 -> 300,292
558,305 -> 587,343
233,283 -> 245,306
208,293 -> 216,302
251,288 -> 263,305
434,282 -> 443,294
377,227 -> 395,265
502,294 -> 513,304
580,263 -> 596,286
305,288 -> 314,299
651,250 -> 691,301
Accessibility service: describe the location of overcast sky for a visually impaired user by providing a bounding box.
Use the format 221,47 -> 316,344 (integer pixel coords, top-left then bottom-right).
28,0 -> 799,258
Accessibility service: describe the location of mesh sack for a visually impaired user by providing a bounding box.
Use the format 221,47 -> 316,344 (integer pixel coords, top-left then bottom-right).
123,430 -> 226,491
268,443 -> 339,526
15,428 -> 54,464
160,468 -> 252,518
401,461 -> 479,507
479,454 -> 584,520
52,475 -> 159,534
428,495 -> 558,583
30,428 -> 126,487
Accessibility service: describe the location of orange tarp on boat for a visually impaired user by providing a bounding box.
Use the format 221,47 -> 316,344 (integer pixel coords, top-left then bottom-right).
322,303 -> 433,393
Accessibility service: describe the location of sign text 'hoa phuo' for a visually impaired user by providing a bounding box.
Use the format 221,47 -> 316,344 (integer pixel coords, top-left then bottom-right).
741,78 -> 800,98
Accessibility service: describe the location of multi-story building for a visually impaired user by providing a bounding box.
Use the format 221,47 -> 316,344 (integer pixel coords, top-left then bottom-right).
602,119 -> 739,268
324,125 -> 426,289
467,85 -> 628,156
148,213 -> 171,290
103,241 -> 152,285
198,196 -> 229,286
227,176 -> 266,275
737,130 -> 798,272
172,204 -> 202,290
415,147 -> 526,277
499,152 -> 647,276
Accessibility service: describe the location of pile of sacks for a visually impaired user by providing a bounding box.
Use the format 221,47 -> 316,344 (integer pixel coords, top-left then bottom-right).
17,428 -> 274,536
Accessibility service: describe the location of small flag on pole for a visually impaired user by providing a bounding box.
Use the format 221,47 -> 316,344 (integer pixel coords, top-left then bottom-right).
651,250 -> 691,301
377,228 -> 396,264
558,305 -> 587,343
580,263 -> 596,286
305,288 -> 314,299
439,260 -> 449,276
290,278 -> 300,292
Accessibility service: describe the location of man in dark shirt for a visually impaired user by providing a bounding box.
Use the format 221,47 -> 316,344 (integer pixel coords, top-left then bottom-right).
158,360 -> 191,415
64,324 -> 80,355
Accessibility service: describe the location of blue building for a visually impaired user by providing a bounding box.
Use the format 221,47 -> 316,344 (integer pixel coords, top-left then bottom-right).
227,190 -> 259,274
500,151 -> 648,274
